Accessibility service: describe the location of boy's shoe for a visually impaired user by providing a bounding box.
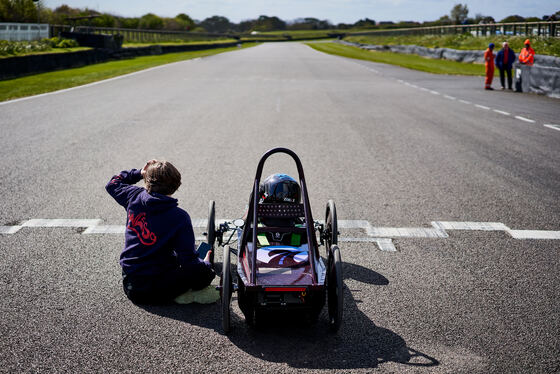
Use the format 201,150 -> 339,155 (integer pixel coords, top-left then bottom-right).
501,86 -> 505,90
485,87 -> 494,90
174,285 -> 220,304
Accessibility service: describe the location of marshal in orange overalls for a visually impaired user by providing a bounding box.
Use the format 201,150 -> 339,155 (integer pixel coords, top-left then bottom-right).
519,39 -> 535,66
484,46 -> 495,90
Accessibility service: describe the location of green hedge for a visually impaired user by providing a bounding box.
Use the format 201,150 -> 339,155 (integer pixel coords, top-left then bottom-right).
0,37 -> 79,57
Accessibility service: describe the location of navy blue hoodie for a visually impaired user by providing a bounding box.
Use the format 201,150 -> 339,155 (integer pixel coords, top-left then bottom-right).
106,169 -> 206,276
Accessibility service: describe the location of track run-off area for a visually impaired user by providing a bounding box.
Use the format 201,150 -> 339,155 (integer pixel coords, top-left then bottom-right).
1,42 -> 559,373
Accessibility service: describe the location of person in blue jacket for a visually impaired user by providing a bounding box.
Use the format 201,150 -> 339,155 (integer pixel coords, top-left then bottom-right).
106,160 -> 215,304
495,41 -> 516,90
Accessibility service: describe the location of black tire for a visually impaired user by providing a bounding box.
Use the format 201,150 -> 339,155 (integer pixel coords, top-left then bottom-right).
327,245 -> 343,332
221,245 -> 232,334
325,200 -> 338,255
206,200 -> 216,248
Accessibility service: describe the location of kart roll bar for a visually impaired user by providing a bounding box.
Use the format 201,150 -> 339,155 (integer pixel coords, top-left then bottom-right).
241,147 -> 319,286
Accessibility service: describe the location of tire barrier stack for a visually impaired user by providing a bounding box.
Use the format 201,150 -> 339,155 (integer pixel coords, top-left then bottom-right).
339,40 -> 560,98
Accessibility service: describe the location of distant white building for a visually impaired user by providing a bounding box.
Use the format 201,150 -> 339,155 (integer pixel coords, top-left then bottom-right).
0,23 -> 49,41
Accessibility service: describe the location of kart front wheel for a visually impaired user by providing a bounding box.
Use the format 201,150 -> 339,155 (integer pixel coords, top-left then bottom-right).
325,200 -> 338,255
327,245 -> 343,332
206,200 -> 216,248
221,245 -> 232,334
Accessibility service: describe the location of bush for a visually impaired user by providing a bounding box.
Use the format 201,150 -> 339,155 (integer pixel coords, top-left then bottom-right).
55,38 -> 78,48
0,38 -> 80,57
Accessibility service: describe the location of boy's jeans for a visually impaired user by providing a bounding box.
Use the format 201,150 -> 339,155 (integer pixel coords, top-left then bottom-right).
122,262 -> 215,304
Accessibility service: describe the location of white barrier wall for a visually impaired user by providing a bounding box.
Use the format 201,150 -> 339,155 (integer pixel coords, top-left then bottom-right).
0,23 -> 49,41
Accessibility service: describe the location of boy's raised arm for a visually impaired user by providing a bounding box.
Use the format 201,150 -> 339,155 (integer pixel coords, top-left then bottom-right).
105,169 -> 143,208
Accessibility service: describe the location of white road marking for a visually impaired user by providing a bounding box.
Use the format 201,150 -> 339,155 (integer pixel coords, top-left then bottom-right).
432,221 -> 508,231
83,225 -> 125,234
2,220 -> 559,251
375,238 -> 397,252
366,226 -> 448,238
420,87 -> 429,92
409,84 -> 419,89
429,90 -> 440,95
338,220 -> 370,229
444,95 -> 456,100
544,124 -> 560,131
191,218 -> 208,228
0,226 -> 22,234
493,109 -> 510,116
23,219 -> 102,227
515,116 -> 535,123
507,230 -> 560,240
475,104 -> 490,110
397,79 -> 404,83
459,99 -> 471,104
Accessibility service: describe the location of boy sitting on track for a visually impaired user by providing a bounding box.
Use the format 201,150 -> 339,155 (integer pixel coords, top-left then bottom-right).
106,160 -> 215,304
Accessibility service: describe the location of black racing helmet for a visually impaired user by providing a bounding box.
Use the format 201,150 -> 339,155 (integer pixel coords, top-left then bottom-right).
259,174 -> 301,204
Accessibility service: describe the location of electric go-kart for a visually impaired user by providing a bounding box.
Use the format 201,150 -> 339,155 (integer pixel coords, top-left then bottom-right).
205,147 -> 343,334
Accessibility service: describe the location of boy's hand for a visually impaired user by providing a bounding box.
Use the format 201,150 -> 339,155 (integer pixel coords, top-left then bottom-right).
141,160 -> 157,177
204,249 -> 214,265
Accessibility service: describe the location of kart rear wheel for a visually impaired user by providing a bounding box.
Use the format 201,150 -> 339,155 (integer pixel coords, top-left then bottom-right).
206,200 -> 216,248
221,245 -> 232,334
325,200 -> 338,254
327,245 -> 343,332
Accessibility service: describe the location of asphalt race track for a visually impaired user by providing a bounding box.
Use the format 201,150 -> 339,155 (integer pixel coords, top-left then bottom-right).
1,42 -> 559,373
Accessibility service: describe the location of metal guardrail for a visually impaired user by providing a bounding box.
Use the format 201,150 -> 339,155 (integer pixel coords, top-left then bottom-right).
49,24 -> 285,43
47,21 -> 560,44
349,21 -> 560,38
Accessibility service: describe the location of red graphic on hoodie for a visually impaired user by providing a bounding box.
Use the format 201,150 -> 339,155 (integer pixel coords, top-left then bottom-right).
127,212 -> 157,245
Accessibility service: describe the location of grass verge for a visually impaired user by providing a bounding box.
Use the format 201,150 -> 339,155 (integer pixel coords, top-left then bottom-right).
0,43 -> 256,102
306,41 -> 484,76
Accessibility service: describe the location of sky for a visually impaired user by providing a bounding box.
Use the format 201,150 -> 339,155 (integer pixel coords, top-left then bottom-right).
43,0 -> 559,24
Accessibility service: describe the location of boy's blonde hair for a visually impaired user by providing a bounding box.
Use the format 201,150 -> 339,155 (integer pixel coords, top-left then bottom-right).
143,160 -> 181,196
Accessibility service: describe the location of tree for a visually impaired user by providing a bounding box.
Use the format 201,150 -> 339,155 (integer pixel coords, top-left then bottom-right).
287,17 -> 331,30
450,3 -> 469,24
236,19 -> 255,32
0,0 -> 41,22
252,15 -> 285,31
499,15 -> 525,23
429,15 -> 452,26
175,13 -> 194,30
199,15 -> 233,33
118,17 -> 139,29
139,13 -> 163,29
92,13 -> 116,27
473,13 -> 495,24
353,18 -> 376,29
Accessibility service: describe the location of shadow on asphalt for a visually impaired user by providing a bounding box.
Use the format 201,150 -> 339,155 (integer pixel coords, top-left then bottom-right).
226,262 -> 440,370
138,302 -> 221,331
